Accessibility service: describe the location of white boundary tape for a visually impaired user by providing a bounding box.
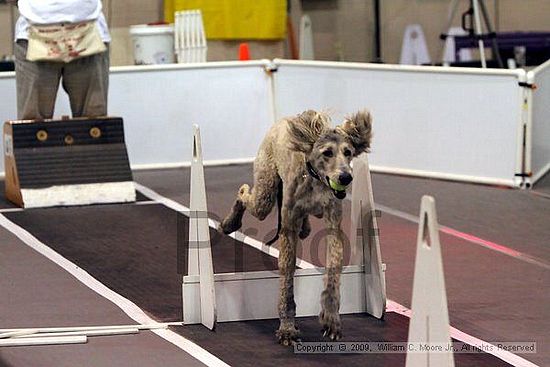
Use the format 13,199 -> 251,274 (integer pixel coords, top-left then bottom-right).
0,214 -> 230,367
135,184 -> 540,367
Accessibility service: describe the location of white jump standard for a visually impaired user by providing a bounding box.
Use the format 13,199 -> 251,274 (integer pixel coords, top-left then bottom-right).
406,196 -> 454,367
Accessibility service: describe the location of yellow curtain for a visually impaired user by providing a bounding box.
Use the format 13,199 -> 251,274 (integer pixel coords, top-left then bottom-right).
164,0 -> 287,40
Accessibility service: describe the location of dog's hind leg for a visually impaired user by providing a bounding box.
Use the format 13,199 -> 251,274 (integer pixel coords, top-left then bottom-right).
220,155 -> 279,234
319,204 -> 344,341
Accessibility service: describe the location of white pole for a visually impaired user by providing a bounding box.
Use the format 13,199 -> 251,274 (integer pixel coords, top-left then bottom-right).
0,322 -> 179,334
0,336 -> 87,347
16,328 -> 139,339
472,0 -> 487,68
0,330 -> 39,339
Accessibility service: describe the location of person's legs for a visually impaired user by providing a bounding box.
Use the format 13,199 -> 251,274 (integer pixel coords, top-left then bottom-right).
62,46 -> 109,117
14,40 -> 62,120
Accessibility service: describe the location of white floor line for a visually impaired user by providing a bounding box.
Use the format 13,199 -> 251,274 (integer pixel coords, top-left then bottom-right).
375,203 -> 550,270
135,183 -> 539,367
0,214 -> 229,367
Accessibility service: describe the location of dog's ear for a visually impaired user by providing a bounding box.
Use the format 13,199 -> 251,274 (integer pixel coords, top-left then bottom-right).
338,110 -> 373,155
287,110 -> 329,153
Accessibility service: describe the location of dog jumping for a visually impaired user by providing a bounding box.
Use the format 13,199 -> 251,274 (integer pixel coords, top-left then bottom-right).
220,109 -> 373,345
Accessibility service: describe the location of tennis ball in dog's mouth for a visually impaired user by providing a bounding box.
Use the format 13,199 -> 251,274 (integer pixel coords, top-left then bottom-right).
329,179 -> 348,192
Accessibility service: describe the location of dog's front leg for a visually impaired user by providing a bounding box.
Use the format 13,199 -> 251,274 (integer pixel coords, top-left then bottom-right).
276,228 -> 300,345
319,204 -> 344,340
275,203 -> 302,345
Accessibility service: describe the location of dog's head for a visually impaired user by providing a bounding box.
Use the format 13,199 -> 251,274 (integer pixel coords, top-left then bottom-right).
287,110 -> 372,199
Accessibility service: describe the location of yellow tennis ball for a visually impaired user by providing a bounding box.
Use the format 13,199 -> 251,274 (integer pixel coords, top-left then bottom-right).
329,179 -> 347,192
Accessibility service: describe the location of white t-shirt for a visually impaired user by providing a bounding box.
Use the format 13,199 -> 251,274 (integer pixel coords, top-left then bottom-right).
15,0 -> 110,42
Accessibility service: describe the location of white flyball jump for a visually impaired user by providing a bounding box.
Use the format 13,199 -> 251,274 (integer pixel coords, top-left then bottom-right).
406,196 -> 455,367
182,126 -> 387,328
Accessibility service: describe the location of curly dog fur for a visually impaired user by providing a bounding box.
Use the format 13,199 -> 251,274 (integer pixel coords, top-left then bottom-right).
220,109 -> 373,345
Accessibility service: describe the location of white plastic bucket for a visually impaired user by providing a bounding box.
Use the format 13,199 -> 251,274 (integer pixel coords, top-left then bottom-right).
129,24 -> 175,65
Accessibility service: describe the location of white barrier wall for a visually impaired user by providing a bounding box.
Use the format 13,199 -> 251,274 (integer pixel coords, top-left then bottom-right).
272,59 -> 525,187
1,59 -> 545,188
0,61 -> 274,172
529,59 -> 550,184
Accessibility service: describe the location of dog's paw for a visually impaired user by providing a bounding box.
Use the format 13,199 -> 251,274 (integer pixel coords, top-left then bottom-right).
299,217 -> 311,239
319,310 -> 342,341
219,199 -> 245,234
238,184 -> 250,198
276,326 -> 301,346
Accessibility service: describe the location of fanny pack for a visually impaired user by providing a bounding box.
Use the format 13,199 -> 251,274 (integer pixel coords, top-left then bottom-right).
26,20 -> 106,63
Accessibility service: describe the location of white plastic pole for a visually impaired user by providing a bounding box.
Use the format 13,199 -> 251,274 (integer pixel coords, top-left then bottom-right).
0,330 -> 39,339
16,328 -> 140,339
0,322 -> 178,334
472,0 -> 487,68
0,336 -> 87,347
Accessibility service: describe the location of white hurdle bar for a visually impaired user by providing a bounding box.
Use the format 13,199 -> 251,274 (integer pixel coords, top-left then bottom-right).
182,128 -> 387,326
175,9 -> 207,63
406,196 -> 455,367
0,323 -> 178,347
0,322 -> 179,334
0,336 -> 87,347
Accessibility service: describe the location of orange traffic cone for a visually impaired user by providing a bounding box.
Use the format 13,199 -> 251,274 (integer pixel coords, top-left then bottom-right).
239,43 -> 250,61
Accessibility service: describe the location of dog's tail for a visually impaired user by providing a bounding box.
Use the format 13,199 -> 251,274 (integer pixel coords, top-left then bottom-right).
265,180 -> 283,246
